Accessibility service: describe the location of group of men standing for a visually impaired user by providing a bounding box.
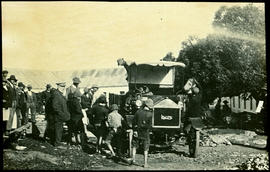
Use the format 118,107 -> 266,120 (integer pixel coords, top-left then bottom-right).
43,77 -> 101,149
3,70 -> 37,136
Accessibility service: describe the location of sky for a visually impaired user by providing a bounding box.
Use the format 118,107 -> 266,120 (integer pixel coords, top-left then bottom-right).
2,1 -> 264,71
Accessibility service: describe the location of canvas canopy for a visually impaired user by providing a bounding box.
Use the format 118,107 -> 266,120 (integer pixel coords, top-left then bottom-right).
125,61 -> 185,86
154,98 -> 180,109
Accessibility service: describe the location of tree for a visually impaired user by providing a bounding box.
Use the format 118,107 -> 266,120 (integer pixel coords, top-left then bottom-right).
161,52 -> 176,62
213,4 -> 265,39
176,4 -> 266,103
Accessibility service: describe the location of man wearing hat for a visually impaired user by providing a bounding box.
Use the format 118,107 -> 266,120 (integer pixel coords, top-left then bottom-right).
222,100 -> 231,114
16,82 -> 27,128
42,84 -> 52,105
81,87 -> 92,110
41,84 -> 52,119
66,77 -> 81,100
66,89 -> 84,147
222,100 -> 231,128
6,75 -> 18,132
91,95 -> 109,153
90,84 -> 99,106
26,84 -> 37,123
17,82 -> 28,126
50,82 -> 70,149
2,70 -> 9,80
104,104 -> 125,157
132,98 -> 154,168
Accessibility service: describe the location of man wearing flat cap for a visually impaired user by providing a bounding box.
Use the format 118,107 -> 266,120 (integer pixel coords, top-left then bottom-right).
26,84 -> 37,123
50,82 -> 70,149
66,77 -> 81,100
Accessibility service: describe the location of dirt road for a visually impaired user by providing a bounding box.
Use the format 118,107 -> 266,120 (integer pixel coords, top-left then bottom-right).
3,136 -> 268,170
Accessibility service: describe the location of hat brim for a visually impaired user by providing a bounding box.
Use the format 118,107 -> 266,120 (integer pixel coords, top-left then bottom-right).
8,78 -> 17,82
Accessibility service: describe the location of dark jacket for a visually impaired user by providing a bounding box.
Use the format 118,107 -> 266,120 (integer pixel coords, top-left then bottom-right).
16,89 -> 27,110
91,104 -> 109,125
132,108 -> 153,139
52,89 -> 70,122
7,82 -> 17,105
66,85 -> 80,100
41,90 -> 51,105
3,86 -> 12,109
81,93 -> 92,109
186,93 -> 202,118
67,97 -> 83,122
45,88 -> 55,120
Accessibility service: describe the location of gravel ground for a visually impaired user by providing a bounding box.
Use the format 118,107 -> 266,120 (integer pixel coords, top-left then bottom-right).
3,135 -> 268,170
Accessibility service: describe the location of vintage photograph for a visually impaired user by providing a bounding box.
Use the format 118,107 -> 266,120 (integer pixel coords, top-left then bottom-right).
2,1 -> 267,170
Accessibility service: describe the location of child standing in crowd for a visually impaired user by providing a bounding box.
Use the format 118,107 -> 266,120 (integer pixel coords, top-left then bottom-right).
104,104 -> 124,157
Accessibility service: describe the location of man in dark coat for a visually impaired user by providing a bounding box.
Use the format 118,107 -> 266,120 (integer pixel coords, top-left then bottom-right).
16,82 -> 27,127
91,95 -> 109,153
42,84 -> 52,118
66,77 -> 81,100
19,83 -> 28,126
184,85 -> 203,158
51,82 -> 70,149
81,87 -> 92,113
43,88 -> 56,142
67,89 -> 84,146
132,98 -> 153,168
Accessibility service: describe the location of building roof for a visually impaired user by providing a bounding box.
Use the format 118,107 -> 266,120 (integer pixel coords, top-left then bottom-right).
126,60 -> 186,68
3,67 -> 128,90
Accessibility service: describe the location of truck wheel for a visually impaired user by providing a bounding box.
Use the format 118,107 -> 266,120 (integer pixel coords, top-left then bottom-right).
188,127 -> 200,158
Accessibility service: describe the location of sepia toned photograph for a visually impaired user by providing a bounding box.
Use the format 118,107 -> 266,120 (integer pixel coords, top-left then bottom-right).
2,1 -> 267,170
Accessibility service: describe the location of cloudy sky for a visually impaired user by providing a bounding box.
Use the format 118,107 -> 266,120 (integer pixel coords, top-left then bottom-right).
2,2 -> 263,71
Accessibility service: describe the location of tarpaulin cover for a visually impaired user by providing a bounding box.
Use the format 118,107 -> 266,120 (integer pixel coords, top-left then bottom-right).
128,65 -> 175,85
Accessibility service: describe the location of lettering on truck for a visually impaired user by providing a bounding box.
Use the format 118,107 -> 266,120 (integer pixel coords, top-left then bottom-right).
161,114 -> 173,120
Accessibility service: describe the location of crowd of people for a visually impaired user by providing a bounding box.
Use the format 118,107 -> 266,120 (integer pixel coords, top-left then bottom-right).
3,70 -> 38,136
3,70 -> 154,167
